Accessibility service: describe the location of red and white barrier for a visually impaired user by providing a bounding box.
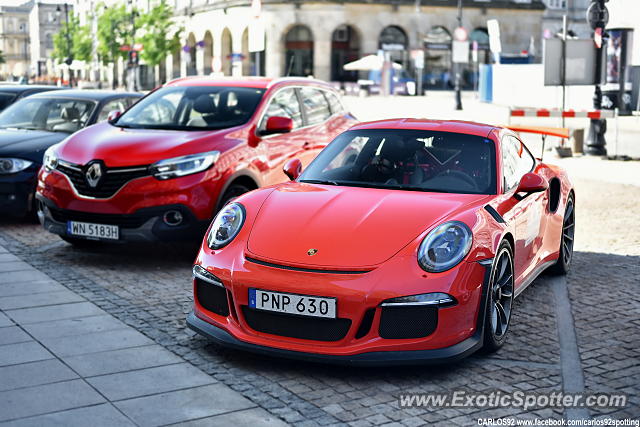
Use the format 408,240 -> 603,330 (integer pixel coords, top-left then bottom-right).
509,108 -> 615,119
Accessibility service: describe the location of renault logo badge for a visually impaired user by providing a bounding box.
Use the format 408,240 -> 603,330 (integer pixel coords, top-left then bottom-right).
307,248 -> 318,256
85,162 -> 103,188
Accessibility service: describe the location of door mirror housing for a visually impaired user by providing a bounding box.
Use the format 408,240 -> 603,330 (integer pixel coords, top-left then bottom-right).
283,158 -> 302,181
107,110 -> 122,122
515,172 -> 548,195
261,116 -> 293,136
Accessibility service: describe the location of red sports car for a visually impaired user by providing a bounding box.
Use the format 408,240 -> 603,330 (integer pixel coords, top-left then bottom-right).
187,119 -> 575,365
36,77 -> 355,244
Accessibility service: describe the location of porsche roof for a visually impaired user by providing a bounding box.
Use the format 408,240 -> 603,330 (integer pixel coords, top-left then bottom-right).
350,118 -> 498,138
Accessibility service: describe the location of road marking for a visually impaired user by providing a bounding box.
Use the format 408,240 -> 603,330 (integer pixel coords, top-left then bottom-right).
549,275 -> 590,421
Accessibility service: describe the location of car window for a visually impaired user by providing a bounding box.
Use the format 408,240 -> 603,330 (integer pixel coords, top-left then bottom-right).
300,129 -> 497,195
261,88 -> 303,130
325,91 -> 344,115
300,87 -> 331,126
45,100 -> 95,132
0,97 -> 95,133
502,136 -> 534,192
0,92 -> 16,111
97,98 -> 129,122
115,86 -> 264,131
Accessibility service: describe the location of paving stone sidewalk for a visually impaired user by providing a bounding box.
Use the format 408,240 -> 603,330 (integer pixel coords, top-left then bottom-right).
0,244 -> 287,427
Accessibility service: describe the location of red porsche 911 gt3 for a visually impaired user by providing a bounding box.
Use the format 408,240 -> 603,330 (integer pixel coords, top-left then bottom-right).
187,119 -> 575,365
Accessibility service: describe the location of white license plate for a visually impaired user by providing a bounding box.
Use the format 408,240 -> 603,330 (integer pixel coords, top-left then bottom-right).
66,221 -> 119,240
249,288 -> 336,319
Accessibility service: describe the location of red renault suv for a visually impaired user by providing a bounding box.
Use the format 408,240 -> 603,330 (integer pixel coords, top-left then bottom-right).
36,77 -> 356,244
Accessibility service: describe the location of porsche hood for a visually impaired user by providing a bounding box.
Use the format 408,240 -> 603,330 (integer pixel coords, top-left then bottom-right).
246,183 -> 491,269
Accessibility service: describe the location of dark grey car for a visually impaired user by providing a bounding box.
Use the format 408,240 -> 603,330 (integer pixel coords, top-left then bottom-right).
0,90 -> 142,217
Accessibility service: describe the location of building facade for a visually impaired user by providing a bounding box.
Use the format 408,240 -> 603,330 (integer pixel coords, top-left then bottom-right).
29,2 -> 69,79
0,2 -> 31,78
168,0 -> 546,82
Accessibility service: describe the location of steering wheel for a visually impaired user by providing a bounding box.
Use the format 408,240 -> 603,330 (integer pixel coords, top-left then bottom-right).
434,169 -> 479,191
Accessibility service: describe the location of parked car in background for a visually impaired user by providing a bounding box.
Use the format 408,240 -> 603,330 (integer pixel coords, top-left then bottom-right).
0,84 -> 65,112
187,119 -> 575,365
0,90 -> 141,218
36,77 -> 356,245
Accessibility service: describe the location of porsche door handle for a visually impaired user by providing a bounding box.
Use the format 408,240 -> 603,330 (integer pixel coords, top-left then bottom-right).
303,142 -> 311,150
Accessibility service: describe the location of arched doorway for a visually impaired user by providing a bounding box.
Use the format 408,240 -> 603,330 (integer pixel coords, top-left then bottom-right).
331,24 -> 360,82
203,31 -> 213,75
470,28 -> 490,64
221,28 -> 232,75
378,25 -> 408,70
185,33 -> 197,76
284,25 -> 314,77
424,26 -> 452,89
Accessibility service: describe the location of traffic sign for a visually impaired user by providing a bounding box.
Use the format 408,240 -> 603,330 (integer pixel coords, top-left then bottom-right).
487,19 -> 502,54
586,2 -> 609,30
410,49 -> 424,69
452,41 -> 469,64
454,27 -> 468,42
594,27 -> 603,48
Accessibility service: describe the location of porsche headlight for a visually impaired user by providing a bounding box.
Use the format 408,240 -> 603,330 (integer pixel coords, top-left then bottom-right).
417,221 -> 472,273
150,151 -> 220,180
43,145 -> 58,171
206,203 -> 245,250
0,158 -> 33,174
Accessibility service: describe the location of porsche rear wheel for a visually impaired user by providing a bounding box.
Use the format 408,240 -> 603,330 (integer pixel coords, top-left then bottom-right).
547,195 -> 575,276
482,240 -> 515,353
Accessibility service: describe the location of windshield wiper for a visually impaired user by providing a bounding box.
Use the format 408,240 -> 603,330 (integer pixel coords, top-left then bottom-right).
300,179 -> 340,186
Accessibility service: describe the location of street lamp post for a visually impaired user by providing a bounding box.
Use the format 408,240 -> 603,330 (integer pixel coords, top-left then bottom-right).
585,0 -> 608,156
56,3 -> 73,87
454,0 -> 463,110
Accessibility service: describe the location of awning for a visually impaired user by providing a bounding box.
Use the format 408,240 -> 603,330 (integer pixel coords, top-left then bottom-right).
343,55 -> 402,71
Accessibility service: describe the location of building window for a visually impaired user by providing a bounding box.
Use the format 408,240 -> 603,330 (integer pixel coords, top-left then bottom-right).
545,0 -> 566,9
284,25 -> 314,77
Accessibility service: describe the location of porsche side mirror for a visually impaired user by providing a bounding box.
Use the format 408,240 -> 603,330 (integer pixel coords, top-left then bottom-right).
107,110 -> 122,122
283,158 -> 302,181
516,172 -> 548,195
261,116 -> 293,136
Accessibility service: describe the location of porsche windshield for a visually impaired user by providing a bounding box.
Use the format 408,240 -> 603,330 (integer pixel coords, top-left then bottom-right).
114,86 -> 265,131
299,129 -> 497,194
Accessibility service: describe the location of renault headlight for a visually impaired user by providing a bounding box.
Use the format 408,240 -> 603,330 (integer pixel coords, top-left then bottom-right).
0,158 -> 33,174
417,221 -> 472,273
150,151 -> 220,180
43,145 -> 58,171
206,203 -> 245,250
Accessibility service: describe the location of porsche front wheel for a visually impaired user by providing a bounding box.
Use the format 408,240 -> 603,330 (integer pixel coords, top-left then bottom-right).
482,240 -> 515,353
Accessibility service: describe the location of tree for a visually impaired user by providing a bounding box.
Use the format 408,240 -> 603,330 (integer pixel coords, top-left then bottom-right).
53,14 -> 91,85
97,3 -> 136,88
137,0 -> 182,86
0,50 -> 5,65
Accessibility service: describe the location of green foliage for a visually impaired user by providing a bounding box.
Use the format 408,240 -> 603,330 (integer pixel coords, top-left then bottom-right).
53,14 -> 92,63
0,50 -> 5,64
137,0 -> 182,67
97,3 -> 136,65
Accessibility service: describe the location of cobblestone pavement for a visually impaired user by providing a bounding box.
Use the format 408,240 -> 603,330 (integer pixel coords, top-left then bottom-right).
0,172 -> 638,426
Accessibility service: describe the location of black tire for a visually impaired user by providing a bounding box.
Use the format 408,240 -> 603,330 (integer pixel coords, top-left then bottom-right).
547,195 -> 575,276
217,184 -> 251,211
482,240 -> 515,353
60,236 -> 103,248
